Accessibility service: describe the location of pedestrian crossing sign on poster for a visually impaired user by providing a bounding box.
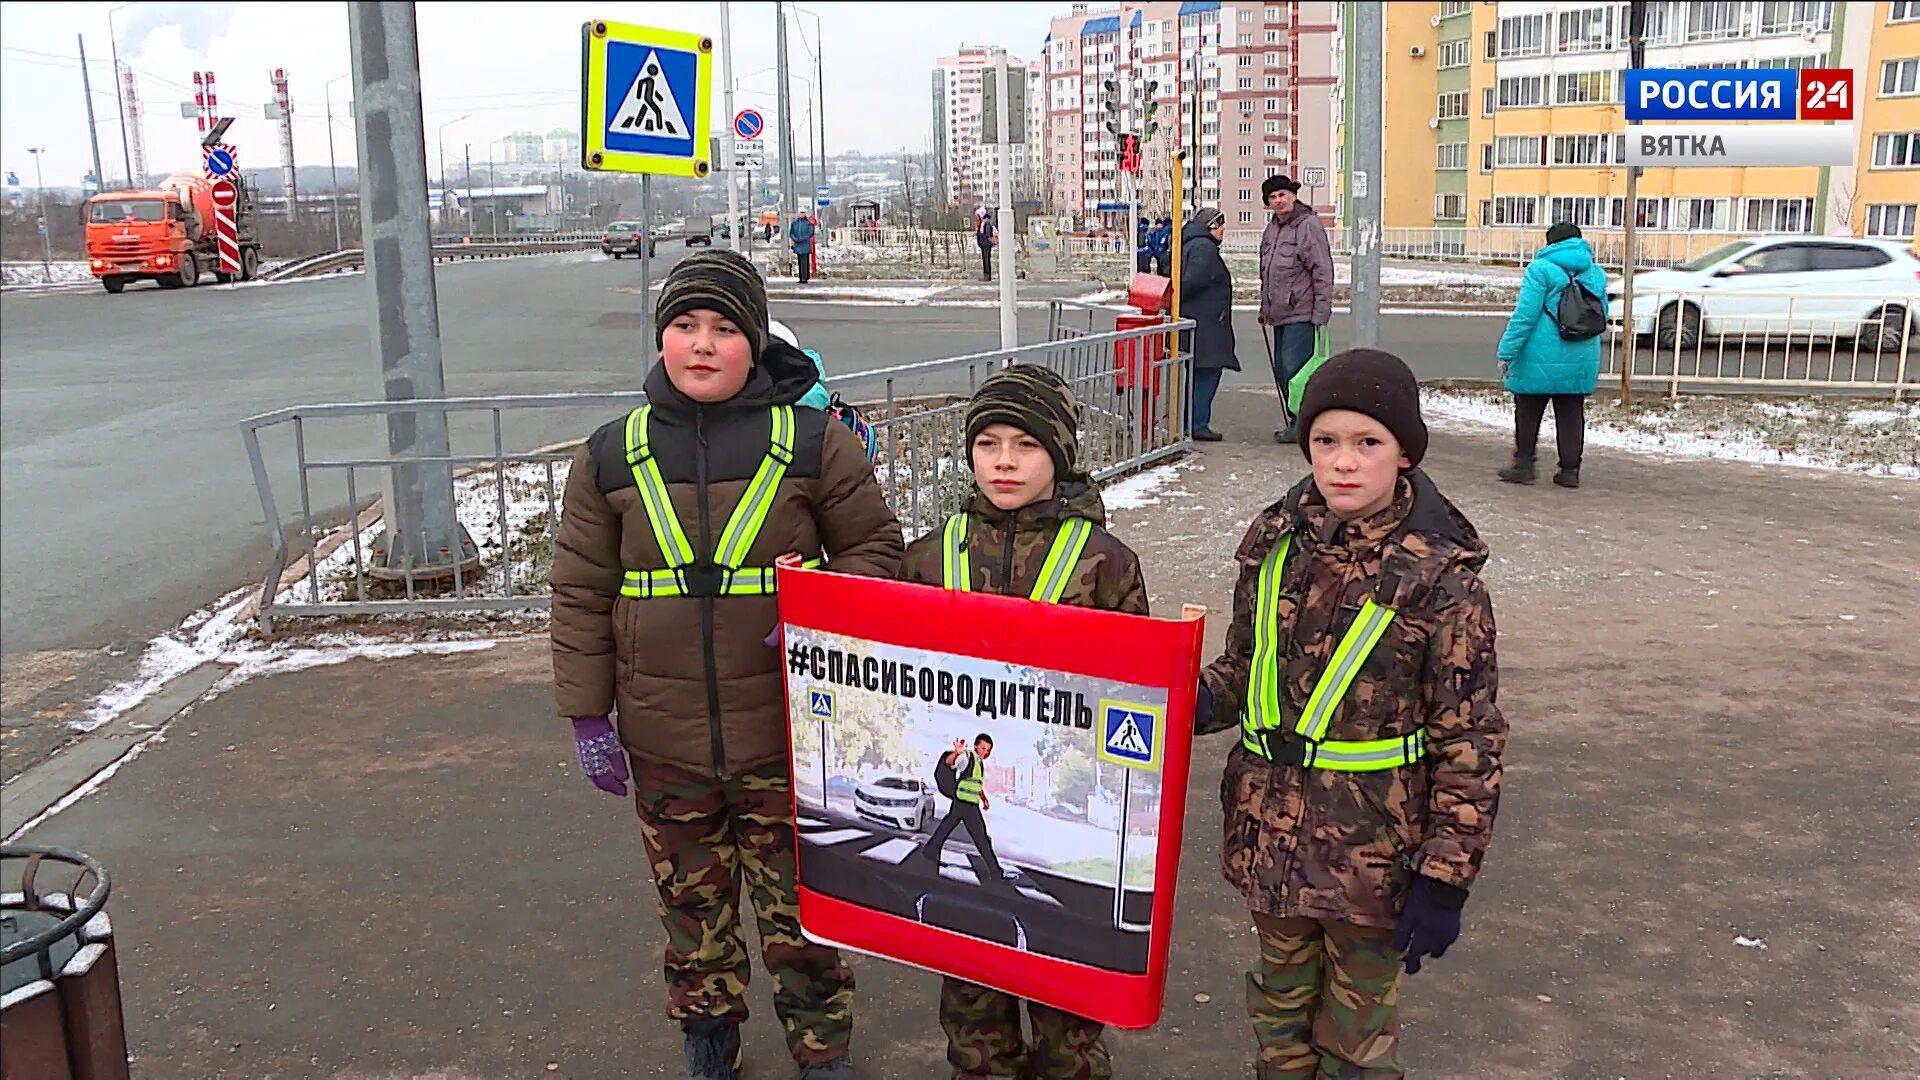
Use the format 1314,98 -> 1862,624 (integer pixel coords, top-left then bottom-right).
1098,701 -> 1162,772
581,18 -> 713,177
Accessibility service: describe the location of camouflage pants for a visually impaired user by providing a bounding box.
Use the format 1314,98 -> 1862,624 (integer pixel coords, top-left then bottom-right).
940,976 -> 1111,1079
633,757 -> 855,1065
1246,914 -> 1403,1079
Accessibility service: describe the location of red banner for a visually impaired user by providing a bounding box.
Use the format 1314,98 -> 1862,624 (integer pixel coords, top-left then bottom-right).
777,564 -> 1205,1029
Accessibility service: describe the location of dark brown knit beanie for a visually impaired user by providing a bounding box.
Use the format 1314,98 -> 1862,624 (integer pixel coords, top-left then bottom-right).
965,364 -> 1082,480
1295,348 -> 1429,467
655,249 -> 769,360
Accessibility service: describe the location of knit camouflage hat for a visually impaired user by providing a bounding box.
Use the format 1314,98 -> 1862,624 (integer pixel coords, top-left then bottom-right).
965,363 -> 1083,480
654,249 -> 769,360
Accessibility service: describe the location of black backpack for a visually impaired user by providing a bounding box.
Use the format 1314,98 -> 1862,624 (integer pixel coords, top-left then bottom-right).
932,754 -> 960,798
1548,267 -> 1606,341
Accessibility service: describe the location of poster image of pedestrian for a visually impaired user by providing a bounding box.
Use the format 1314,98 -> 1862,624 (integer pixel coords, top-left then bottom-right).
787,626 -> 1166,976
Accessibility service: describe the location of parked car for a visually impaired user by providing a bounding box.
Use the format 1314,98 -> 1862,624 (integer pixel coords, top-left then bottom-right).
601,221 -> 654,259
1610,236 -> 1918,353
824,775 -> 860,802
853,774 -> 936,833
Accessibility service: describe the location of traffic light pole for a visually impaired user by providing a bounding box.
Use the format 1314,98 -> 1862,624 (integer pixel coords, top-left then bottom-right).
1121,8 -> 1136,281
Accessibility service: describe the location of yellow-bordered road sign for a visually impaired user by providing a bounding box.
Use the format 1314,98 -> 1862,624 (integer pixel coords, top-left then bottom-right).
581,19 -> 713,177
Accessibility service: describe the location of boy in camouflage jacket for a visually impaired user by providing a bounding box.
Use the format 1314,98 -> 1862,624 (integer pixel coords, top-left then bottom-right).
1195,349 -> 1506,1079
896,364 -> 1148,1080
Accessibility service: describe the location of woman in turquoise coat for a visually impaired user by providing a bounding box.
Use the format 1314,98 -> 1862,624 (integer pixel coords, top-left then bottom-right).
1496,221 -> 1607,488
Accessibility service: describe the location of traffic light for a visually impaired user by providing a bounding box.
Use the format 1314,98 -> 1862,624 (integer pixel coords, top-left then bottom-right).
1119,133 -> 1142,175
1102,79 -> 1122,136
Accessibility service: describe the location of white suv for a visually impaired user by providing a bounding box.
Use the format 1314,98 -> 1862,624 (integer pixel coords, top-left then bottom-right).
853,775 -> 936,833
1611,236 -> 1918,354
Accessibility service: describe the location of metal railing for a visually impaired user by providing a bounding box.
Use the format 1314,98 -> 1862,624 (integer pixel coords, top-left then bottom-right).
240,315 -> 1193,626
263,235 -> 604,281
1606,287 -> 1917,399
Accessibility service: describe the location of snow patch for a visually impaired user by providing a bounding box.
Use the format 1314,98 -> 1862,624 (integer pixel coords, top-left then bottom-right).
1105,462 -> 1189,510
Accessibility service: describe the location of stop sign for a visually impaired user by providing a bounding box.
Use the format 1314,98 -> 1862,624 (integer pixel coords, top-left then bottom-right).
210,180 -> 237,209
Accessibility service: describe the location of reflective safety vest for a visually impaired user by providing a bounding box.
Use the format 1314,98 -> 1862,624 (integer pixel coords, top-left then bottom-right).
1241,533 -> 1427,772
939,513 -> 1094,604
619,403 -> 819,599
955,755 -> 986,805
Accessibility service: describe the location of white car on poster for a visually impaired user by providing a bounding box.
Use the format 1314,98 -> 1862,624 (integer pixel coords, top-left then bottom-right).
853,774 -> 936,833
1610,235 -> 1918,353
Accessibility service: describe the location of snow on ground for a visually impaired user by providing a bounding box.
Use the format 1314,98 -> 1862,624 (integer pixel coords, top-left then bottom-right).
1,260 -> 94,287
1104,461 -> 1192,510
1422,388 -> 1920,479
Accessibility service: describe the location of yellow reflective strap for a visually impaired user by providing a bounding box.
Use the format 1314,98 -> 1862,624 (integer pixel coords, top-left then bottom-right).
625,405 -> 696,569
1294,599 -> 1397,743
1300,733 -> 1425,772
1242,533 -> 1293,758
1029,519 -> 1093,603
712,406 -> 797,570
941,513 -> 971,591
620,556 -> 823,599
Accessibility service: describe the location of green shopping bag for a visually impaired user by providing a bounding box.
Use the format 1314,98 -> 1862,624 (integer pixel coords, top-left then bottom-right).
1286,327 -> 1333,416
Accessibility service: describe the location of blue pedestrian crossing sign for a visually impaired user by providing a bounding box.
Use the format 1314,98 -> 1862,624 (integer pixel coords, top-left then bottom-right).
808,689 -> 836,722
582,19 -> 713,177
1096,699 -> 1163,772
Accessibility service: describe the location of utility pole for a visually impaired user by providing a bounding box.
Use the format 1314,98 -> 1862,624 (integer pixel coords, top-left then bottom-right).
326,74 -> 348,250
1350,1 -> 1383,348
347,0 -> 474,585
1619,0 -> 1647,408
775,2 -> 798,272
108,4 -> 132,188
464,142 -> 474,238
28,148 -> 52,283
993,48 -> 1017,349
720,1 -> 742,253
77,35 -> 107,196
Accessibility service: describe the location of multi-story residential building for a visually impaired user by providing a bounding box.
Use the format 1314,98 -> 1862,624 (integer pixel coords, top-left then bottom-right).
1343,1 -> 1918,254
932,47 -> 1033,208
1039,1 -> 1340,229
502,132 -> 545,165
544,128 -> 582,165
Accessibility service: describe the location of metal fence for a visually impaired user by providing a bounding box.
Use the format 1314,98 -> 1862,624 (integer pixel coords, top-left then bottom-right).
241,313 -> 1192,627
1606,287 -> 1917,399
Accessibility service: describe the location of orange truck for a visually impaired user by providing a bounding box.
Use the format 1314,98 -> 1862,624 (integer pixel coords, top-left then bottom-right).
83,172 -> 261,293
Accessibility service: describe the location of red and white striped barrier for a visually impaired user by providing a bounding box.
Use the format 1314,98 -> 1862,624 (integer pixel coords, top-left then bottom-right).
211,179 -> 241,275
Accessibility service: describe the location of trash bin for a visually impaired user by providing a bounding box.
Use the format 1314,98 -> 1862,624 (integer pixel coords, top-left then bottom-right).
1,846 -> 130,1080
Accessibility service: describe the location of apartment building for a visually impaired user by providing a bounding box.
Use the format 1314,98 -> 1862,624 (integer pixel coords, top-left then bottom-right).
1038,1 -> 1339,229
932,47 -> 1034,207
1347,1 -> 1919,251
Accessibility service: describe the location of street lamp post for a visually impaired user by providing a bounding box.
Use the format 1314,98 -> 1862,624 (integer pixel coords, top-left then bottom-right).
436,114 -> 469,231
792,7 -> 826,227
108,2 -> 137,188
488,140 -> 501,239
463,142 -> 473,239
325,73 -> 351,250
27,147 -> 52,282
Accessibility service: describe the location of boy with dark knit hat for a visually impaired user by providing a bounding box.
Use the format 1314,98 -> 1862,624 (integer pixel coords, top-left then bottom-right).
1193,348 -> 1506,1078
550,249 -> 904,1080
895,363 -> 1148,1080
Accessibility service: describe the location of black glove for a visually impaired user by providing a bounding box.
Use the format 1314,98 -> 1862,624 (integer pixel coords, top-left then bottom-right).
1193,679 -> 1215,734
1392,875 -> 1468,975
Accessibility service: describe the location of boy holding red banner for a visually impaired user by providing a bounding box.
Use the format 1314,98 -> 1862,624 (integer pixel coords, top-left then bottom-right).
895,363 -> 1148,1080
1194,349 -> 1506,1078
550,250 -> 904,1080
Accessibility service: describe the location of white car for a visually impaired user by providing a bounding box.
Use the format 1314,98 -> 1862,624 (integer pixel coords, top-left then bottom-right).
1610,236 -> 1918,354
853,775 -> 936,833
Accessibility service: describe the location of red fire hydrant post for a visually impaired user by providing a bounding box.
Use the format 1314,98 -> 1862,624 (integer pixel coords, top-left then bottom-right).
1115,272 -> 1173,444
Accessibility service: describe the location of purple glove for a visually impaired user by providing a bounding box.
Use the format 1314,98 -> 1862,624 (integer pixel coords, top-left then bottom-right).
571,715 -> 629,797
764,624 -> 782,649
1392,875 -> 1467,975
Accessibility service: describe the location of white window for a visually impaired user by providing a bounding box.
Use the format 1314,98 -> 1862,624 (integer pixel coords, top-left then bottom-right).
1482,87 -> 1497,116
1238,210 -> 1254,224
1686,2 -> 1747,42
1439,40 -> 1470,69
1264,142 -> 1281,158
1551,134 -> 1609,166
1759,1 -> 1832,36
1484,29 -> 1498,60
1238,120 -> 1254,134
1266,6 -> 1281,21
1498,75 -> 1548,108
1239,32 -> 1255,46
1495,134 -> 1547,167
1265,75 -> 1280,89
1441,0 -> 1471,16
1871,131 -> 1920,168
1865,203 -> 1918,238
1264,119 -> 1281,134
1436,142 -> 1468,170
1671,197 -> 1733,231
1437,90 -> 1470,119
1264,97 -> 1280,111
1435,193 -> 1467,220
1894,1 -> 1920,23
1498,13 -> 1549,58
1266,51 -> 1281,67
1238,167 -> 1253,180
1241,8 -> 1254,22
1883,58 -> 1920,97
1266,29 -> 1280,44
1556,6 -> 1619,53
1750,53 -> 1825,70
1548,195 -> 1605,226
1555,70 -> 1618,105
1743,196 -> 1814,232
1481,142 -> 1494,172
1489,195 -> 1540,225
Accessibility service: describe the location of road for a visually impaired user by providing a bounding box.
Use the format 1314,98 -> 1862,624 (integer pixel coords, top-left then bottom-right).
0,249 -> 1516,660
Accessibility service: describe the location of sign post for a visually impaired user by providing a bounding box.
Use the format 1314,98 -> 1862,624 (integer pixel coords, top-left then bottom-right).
210,178 -> 241,276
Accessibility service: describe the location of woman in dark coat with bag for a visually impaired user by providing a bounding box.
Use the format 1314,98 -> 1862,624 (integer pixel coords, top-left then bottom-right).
1179,207 -> 1239,442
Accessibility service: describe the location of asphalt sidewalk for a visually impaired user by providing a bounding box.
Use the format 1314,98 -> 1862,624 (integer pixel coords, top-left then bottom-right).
9,388 -> 1917,1078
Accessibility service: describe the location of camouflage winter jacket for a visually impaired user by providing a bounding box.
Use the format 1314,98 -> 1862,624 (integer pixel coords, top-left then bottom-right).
896,481 -> 1150,618
1199,470 -> 1504,929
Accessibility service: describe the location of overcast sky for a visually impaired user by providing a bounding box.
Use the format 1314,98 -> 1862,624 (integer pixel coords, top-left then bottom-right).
1,1 -> 1054,189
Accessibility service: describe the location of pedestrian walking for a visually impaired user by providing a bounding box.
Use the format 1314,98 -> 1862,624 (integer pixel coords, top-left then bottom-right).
790,212 -> 817,284
1194,348 -> 1506,1079
1178,207 -> 1238,442
1149,216 -> 1173,277
918,733 -> 1011,881
896,363 -> 1149,1080
1136,216 -> 1153,274
550,250 -> 905,1080
1496,221 -> 1607,489
1257,174 -> 1334,444
976,211 -> 997,282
